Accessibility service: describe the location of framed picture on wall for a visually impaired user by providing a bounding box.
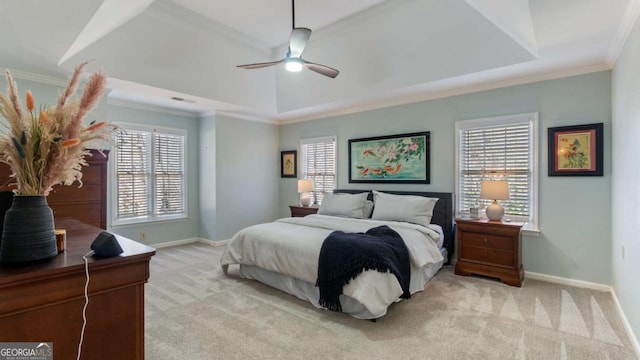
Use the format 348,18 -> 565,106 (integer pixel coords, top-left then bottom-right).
548,123 -> 603,176
280,150 -> 297,178
349,131 -> 430,184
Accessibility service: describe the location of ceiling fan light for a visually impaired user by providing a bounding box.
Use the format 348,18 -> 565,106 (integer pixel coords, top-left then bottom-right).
285,58 -> 303,72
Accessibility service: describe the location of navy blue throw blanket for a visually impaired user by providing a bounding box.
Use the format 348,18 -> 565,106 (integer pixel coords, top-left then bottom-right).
316,225 -> 411,312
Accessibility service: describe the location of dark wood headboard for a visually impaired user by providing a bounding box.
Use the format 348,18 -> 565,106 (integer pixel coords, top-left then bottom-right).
334,189 -> 454,264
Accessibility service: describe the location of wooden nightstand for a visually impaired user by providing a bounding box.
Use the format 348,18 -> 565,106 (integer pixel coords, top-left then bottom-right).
289,205 -> 319,217
454,218 -> 524,287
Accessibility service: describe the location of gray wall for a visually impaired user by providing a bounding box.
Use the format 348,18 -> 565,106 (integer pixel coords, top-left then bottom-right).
107,104 -> 201,245
214,115 -> 280,240
280,71 -> 612,285
611,14 -> 640,347
198,114 -> 216,241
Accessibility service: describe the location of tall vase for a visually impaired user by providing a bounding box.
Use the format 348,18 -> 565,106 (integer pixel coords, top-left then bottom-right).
0,195 -> 57,263
0,191 -> 13,236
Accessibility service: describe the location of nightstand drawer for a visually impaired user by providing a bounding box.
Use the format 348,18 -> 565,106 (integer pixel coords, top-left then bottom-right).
289,205 -> 319,217
461,245 -> 513,267
462,232 -> 513,251
455,218 -> 524,286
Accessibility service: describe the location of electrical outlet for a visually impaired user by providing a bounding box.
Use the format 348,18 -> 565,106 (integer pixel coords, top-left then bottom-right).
140,232 -> 146,241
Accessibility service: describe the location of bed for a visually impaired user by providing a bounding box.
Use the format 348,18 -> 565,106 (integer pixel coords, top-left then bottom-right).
220,190 -> 453,319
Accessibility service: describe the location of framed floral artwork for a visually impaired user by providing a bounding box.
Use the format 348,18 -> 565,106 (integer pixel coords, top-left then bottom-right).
281,150 -> 297,178
548,123 -> 603,176
349,131 -> 430,184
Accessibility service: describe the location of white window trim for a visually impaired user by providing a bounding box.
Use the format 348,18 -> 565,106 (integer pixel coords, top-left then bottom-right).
300,135 -> 337,204
111,122 -> 188,226
455,112 -> 539,232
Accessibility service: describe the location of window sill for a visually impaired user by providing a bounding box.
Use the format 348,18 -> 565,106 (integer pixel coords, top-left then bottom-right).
111,215 -> 188,228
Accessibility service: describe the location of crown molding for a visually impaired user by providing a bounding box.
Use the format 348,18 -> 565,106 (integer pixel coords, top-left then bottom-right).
108,98 -> 200,118
607,0 -> 640,66
215,110 -> 276,124
277,62 -> 611,125
4,68 -> 69,87
199,110 -> 216,118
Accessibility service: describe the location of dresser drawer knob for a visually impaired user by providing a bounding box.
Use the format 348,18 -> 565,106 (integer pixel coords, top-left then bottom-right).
484,238 -> 488,243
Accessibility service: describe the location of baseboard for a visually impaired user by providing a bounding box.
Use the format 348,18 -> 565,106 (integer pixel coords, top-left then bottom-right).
611,289 -> 640,358
525,271 -> 611,292
526,270 -> 639,357
151,237 -> 200,249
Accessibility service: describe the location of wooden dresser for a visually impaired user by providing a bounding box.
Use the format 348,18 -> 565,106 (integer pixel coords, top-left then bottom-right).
454,218 -> 524,287
0,149 -> 109,229
289,205 -> 319,217
0,219 -> 155,360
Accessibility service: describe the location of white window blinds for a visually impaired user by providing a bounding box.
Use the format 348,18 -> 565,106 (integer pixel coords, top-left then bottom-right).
154,132 -> 185,216
114,124 -> 186,224
301,136 -> 336,204
456,113 -> 538,226
115,129 -> 151,219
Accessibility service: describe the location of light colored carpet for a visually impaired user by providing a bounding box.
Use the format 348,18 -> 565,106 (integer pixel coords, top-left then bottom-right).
145,243 -> 637,360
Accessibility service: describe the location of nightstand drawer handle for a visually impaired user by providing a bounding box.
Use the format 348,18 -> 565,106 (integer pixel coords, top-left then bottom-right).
483,253 -> 488,257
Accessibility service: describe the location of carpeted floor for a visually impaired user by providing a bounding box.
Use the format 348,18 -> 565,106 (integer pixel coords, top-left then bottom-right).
145,243 -> 637,360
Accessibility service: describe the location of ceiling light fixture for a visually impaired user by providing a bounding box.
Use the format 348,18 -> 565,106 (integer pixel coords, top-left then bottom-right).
236,0 -> 340,78
285,58 -> 303,72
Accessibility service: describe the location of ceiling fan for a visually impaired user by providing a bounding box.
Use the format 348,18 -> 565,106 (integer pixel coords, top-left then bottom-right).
236,0 -> 340,78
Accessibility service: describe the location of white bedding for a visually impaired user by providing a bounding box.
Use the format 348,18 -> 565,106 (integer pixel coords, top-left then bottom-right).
220,214 -> 444,318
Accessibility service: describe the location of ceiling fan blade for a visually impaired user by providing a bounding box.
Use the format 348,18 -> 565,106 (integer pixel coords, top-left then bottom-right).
303,60 -> 340,79
289,27 -> 311,58
237,59 -> 284,69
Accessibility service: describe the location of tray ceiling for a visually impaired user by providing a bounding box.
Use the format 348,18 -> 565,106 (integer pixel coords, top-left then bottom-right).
0,0 -> 636,122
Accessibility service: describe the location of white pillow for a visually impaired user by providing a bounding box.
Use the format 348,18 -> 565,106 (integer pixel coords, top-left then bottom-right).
371,190 -> 438,226
318,192 -> 369,218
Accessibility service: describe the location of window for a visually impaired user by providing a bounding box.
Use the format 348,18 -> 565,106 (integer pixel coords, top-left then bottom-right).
300,136 -> 336,204
455,113 -> 538,230
113,123 -> 187,225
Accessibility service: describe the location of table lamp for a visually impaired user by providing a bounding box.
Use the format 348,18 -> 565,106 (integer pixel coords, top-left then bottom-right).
297,179 -> 314,206
480,180 -> 510,221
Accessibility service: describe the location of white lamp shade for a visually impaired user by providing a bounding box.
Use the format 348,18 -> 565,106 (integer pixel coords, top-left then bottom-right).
480,180 -> 509,221
297,179 -> 314,193
480,180 -> 510,200
298,179 -> 314,206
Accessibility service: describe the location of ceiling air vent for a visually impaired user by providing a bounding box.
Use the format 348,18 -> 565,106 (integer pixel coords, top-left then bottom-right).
170,96 -> 195,104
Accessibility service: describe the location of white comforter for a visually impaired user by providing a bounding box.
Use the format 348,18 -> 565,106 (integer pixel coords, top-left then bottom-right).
221,215 -> 444,316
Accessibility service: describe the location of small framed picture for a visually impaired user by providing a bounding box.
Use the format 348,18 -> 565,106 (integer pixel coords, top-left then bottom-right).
281,150 -> 297,178
548,123 -> 603,176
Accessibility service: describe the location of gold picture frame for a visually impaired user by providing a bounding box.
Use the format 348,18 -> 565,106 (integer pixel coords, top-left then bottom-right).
548,123 -> 603,176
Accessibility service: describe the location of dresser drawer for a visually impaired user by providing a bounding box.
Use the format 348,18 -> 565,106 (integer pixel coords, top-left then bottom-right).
462,232 -> 513,251
51,203 -> 102,224
48,184 -> 103,203
461,245 -> 514,267
79,163 -> 104,184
